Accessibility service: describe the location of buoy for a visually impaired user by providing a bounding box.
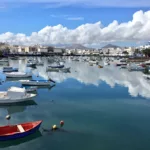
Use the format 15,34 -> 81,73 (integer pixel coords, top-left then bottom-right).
52,125 -> 57,130
6,115 -> 11,120
60,120 -> 64,127
6,115 -> 11,125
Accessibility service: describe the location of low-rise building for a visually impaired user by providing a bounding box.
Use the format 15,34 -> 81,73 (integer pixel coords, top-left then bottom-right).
53,48 -> 65,54
123,47 -> 135,56
38,47 -> 48,53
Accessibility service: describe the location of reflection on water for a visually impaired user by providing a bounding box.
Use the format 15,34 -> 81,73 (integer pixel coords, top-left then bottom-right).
0,57 -> 150,150
0,101 -> 37,114
0,131 -> 42,148
0,57 -> 149,99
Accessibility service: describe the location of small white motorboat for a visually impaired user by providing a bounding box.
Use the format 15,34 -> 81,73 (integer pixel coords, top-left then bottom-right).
19,80 -> 52,86
0,87 -> 36,104
5,72 -> 32,78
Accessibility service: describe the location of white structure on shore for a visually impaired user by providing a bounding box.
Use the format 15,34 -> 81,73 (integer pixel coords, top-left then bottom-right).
38,47 -> 48,53
123,47 -> 135,56
139,41 -> 150,50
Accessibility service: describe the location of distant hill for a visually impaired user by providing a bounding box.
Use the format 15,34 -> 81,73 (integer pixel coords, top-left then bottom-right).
102,44 -> 121,49
65,44 -> 89,49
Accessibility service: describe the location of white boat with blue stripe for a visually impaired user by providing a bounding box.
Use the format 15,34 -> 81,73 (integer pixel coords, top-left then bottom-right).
19,79 -> 55,86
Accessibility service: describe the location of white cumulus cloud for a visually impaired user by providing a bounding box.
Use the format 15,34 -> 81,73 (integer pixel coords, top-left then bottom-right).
0,10 -> 150,45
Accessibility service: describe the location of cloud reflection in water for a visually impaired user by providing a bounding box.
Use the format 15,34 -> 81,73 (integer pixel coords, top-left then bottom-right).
38,60 -> 150,99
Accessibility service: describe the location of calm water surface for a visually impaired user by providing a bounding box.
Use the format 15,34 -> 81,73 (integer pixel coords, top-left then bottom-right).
0,57 -> 150,150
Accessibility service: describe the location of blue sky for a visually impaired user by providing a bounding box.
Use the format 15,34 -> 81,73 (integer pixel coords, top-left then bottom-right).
0,4 -> 149,35
0,1 -> 150,47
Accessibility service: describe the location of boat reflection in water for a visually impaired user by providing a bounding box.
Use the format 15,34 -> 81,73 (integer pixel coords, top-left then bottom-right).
0,100 -> 37,114
0,130 -> 42,148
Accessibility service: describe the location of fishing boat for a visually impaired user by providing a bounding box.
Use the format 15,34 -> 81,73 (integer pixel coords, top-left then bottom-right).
19,80 -> 52,86
5,72 -> 32,78
0,87 -> 36,104
48,65 -> 64,69
3,67 -> 18,73
0,120 -> 42,141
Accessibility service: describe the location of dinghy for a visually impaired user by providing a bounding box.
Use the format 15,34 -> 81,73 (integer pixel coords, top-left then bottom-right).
0,120 -> 42,141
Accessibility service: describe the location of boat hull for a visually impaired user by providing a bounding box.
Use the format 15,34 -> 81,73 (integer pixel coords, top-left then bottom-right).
6,74 -> 32,78
48,65 -> 64,68
0,121 -> 42,141
20,81 -> 51,86
0,94 -> 36,104
3,69 -> 18,73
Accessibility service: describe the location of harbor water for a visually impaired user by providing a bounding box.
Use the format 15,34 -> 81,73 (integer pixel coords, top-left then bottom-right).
0,57 -> 150,150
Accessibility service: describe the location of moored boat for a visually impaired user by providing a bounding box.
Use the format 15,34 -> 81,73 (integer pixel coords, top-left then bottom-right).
48,65 -> 64,69
24,86 -> 37,93
3,67 -> 18,73
0,120 -> 42,141
19,80 -> 52,86
116,63 -> 127,66
60,67 -> 70,72
26,63 -> 36,68
0,87 -> 36,104
5,72 -> 32,78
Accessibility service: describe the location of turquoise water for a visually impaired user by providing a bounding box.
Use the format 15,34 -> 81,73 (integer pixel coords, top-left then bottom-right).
0,57 -> 150,150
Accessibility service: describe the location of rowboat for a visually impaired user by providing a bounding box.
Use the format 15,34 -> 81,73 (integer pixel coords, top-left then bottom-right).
0,120 -> 42,141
